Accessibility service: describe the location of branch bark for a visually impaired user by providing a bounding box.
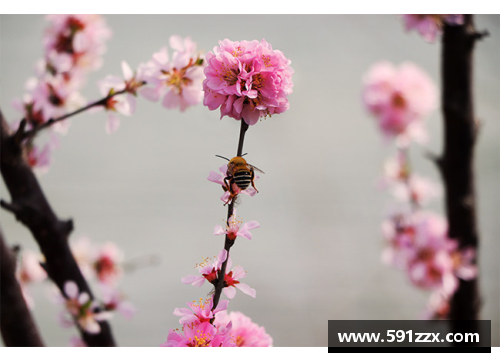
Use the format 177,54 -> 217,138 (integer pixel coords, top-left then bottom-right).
0,228 -> 45,347
0,109 -> 116,346
440,14 -> 481,331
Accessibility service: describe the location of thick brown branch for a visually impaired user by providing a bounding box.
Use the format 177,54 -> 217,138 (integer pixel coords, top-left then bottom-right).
440,14 -> 481,335
0,228 -> 45,347
0,109 -> 116,346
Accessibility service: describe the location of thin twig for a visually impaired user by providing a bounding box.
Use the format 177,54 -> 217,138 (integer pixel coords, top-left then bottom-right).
211,120 -> 249,311
21,85 -> 140,141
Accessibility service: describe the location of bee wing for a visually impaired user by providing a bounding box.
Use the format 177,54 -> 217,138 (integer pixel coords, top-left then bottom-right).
248,163 -> 265,174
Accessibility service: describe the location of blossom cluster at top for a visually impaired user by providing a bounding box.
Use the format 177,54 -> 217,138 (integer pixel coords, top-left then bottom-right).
203,39 -> 294,126
402,15 -> 464,43
362,61 -> 437,145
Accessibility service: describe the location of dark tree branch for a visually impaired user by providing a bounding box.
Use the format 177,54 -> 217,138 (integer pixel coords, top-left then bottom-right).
212,120 -> 249,311
0,109 -> 116,346
440,14 -> 482,336
0,228 -> 45,347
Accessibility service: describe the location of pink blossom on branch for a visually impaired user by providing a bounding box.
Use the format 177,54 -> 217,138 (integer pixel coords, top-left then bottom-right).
382,211 -> 477,296
214,310 -> 273,347
203,38 -> 294,126
391,174 -> 442,206
140,35 -> 204,111
214,212 -> 260,241
97,61 -> 146,134
362,61 -> 437,144
181,249 -> 256,299
58,281 -> 111,334
43,14 -> 112,76
402,15 -> 464,43
173,296 -> 229,326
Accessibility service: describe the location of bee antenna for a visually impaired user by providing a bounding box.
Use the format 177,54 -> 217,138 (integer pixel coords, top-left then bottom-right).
241,153 -> 248,157
215,155 -> 231,161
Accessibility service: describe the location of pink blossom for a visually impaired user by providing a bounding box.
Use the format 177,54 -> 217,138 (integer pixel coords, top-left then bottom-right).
402,15 -> 464,42
391,174 -> 442,206
30,73 -> 85,129
98,61 -> 144,134
181,249 -> 227,287
140,36 -> 204,111
173,297 -> 229,327
93,242 -> 123,285
451,246 -> 478,281
43,15 -> 111,75
422,291 -> 450,320
181,249 -> 256,299
362,61 -> 437,143
207,164 -> 258,203
100,285 -> 136,319
203,39 -> 294,125
214,212 -> 260,241
162,321 -> 236,347
59,281 -> 111,334
25,133 -> 60,175
16,250 -> 47,285
214,311 -> 273,347
70,236 -> 95,279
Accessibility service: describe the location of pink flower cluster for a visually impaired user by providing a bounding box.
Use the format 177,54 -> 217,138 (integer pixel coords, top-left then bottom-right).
203,39 -> 294,125
12,15 -> 111,173
214,311 -> 273,347
382,211 -> 476,296
402,15 -> 464,42
163,297 -> 271,347
362,61 -> 437,144
162,297 -> 236,347
16,15 -> 111,128
68,237 -> 135,320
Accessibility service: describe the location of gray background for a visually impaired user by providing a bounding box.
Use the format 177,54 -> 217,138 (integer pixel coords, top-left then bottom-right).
0,15 -> 498,347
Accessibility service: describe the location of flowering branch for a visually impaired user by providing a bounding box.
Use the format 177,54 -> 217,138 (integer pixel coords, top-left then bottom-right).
0,229 -> 44,346
212,119 -> 249,311
440,14 -> 483,330
0,109 -> 116,346
19,84 -> 143,142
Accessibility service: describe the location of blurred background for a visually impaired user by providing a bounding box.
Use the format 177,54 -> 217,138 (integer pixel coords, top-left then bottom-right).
0,14 -> 498,347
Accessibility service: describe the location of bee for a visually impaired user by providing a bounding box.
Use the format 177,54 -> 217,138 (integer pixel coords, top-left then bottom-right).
216,155 -> 265,204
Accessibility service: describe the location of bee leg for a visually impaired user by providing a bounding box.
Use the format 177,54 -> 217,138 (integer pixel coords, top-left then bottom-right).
223,176 -> 236,205
250,169 -> 259,193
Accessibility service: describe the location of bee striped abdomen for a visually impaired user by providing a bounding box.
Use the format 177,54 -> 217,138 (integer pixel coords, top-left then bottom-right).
233,170 -> 252,190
